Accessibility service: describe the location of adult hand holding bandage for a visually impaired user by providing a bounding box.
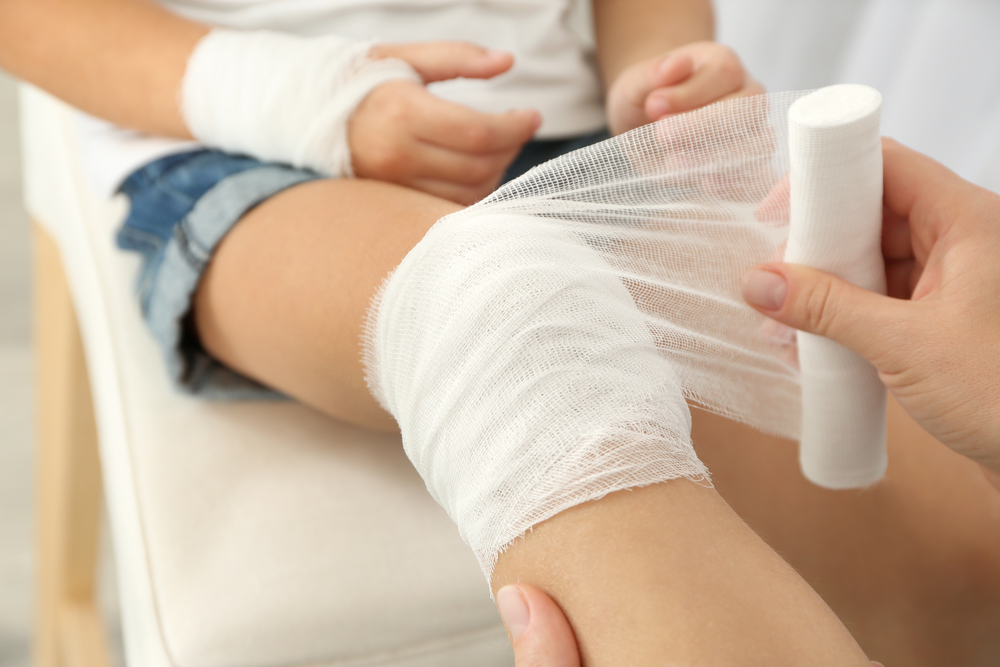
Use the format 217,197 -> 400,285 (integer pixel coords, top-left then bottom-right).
743,137 -> 1000,486
182,31 -> 538,204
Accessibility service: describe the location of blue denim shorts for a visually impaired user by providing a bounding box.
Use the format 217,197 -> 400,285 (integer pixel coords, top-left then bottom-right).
117,129 -> 610,399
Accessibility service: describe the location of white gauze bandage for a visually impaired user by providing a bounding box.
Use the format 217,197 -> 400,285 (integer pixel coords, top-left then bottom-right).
181,29 -> 421,177
786,85 -> 888,489
364,86 -> 887,579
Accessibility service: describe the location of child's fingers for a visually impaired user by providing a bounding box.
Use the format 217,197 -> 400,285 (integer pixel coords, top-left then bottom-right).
623,53 -> 694,116
372,41 -> 514,83
415,94 -> 540,153
644,54 -> 695,118
412,141 -> 520,186
657,52 -> 695,88
411,176 -> 502,205
647,51 -> 747,115
754,174 -> 790,227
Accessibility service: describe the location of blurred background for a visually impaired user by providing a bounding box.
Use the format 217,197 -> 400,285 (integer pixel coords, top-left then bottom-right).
0,70 -> 122,667
0,69 -> 36,667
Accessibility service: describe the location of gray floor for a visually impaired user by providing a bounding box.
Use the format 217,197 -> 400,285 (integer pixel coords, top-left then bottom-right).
0,72 -> 122,667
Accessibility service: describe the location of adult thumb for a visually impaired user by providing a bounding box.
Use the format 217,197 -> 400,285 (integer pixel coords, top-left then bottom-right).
497,585 -> 581,667
742,263 -> 909,366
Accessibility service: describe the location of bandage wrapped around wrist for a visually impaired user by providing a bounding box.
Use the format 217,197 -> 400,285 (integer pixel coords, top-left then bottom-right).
181,29 -> 421,177
364,86 -> 887,579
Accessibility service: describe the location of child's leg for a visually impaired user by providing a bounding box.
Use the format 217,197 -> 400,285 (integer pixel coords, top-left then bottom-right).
192,177 -> 461,430
691,399 -> 1000,666
190,176 -> 870,664
493,480 -> 871,665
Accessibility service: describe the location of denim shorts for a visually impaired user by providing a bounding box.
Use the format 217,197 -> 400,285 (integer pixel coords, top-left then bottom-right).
117,129 -> 610,399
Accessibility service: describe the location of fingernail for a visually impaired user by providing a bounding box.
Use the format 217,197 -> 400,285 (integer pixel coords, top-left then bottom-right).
497,585 -> 530,641
485,48 -> 509,61
742,269 -> 787,310
648,96 -> 670,118
658,55 -> 677,75
871,662 -> 885,667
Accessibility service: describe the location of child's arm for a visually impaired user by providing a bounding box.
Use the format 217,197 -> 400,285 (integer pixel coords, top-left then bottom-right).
0,0 -> 537,204
0,0 -> 205,138
593,0 -> 763,135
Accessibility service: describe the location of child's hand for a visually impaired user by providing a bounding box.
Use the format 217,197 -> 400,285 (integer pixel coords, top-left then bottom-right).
606,41 -> 763,136
350,42 -> 541,205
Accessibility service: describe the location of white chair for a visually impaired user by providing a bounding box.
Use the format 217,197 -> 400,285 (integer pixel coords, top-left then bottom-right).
21,83 -> 512,667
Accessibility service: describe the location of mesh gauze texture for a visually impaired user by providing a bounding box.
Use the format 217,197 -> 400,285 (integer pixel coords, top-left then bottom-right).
364,87 -> 885,579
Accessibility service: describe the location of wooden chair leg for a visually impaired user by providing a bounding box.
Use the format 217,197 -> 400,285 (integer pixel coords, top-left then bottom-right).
33,222 -> 111,667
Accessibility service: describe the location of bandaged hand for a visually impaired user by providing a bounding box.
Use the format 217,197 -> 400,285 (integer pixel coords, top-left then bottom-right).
743,138 -> 1000,480
182,32 -> 537,202
606,41 -> 763,136
351,42 -> 541,204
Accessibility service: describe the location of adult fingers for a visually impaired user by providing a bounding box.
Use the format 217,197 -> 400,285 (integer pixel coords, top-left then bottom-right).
498,585 -> 581,667
414,94 -> 540,153
371,41 -> 513,83
741,262 -> 915,369
885,257 -> 917,300
881,205 -> 913,260
881,136 -> 975,250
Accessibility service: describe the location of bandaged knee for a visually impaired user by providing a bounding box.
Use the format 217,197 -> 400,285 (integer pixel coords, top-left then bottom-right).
181,29 -> 420,177
364,85 -> 887,579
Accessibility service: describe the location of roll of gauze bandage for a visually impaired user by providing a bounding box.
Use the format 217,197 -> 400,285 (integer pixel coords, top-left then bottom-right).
785,85 -> 888,489
181,29 -> 420,177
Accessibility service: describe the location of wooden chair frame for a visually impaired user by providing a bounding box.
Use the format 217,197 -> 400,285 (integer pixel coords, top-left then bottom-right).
33,221 -> 112,667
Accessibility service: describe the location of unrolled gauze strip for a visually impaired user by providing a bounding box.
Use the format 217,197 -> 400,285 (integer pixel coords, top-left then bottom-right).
365,89 -> 890,582
785,85 -> 888,489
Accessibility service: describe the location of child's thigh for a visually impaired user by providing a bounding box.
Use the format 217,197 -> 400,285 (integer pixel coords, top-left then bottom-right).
192,177 -> 462,430
691,397 -> 1000,665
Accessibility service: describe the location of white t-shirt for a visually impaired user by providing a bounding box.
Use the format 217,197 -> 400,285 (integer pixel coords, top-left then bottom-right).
78,0 -> 606,197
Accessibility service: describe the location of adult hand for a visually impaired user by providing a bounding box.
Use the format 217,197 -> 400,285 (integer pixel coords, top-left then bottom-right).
605,40 -> 764,136
350,42 -> 541,205
496,584 -> 887,666
497,584 -> 580,666
742,138 -> 1000,481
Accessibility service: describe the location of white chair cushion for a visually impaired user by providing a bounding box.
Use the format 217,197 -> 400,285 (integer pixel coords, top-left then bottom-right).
20,84 -> 511,667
